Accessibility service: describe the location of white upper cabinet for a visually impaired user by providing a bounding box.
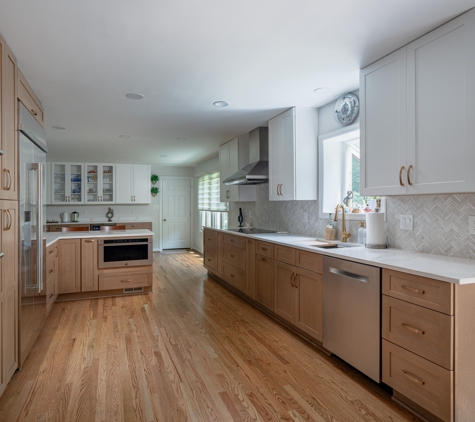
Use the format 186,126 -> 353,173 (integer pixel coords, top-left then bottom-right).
51,163 -> 85,204
85,164 -> 115,204
115,164 -> 150,204
219,136 -> 255,203
268,107 -> 318,201
361,8 -> 475,196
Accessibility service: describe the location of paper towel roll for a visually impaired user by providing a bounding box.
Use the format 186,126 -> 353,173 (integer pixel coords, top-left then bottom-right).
366,212 -> 386,247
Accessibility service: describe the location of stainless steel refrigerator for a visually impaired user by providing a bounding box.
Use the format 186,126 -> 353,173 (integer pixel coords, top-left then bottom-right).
18,102 -> 47,367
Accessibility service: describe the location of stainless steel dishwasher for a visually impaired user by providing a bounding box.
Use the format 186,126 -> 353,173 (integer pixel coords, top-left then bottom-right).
323,256 -> 381,382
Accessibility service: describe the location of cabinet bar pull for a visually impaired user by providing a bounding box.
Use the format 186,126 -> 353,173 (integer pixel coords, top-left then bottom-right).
49,269 -> 54,274
230,239 -> 234,242
290,273 -> 295,287
230,274 -> 235,278
259,257 -> 266,262
401,323 -> 424,335
121,279 -> 132,283
402,370 -> 425,386
7,210 -> 12,230
407,165 -> 413,186
84,240 -> 94,243
48,249 -> 54,254
399,166 -> 405,186
401,285 -> 425,295
230,254 -> 234,258
276,184 -> 279,195
261,247 -> 268,251
31,108 -> 38,116
49,293 -> 54,299
207,259 -> 211,262
279,184 -> 283,196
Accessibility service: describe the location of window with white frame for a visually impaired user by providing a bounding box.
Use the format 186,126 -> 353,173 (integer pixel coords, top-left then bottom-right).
318,124 -> 384,219
198,171 -> 228,230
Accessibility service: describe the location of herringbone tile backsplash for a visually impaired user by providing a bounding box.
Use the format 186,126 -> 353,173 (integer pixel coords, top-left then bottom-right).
229,184 -> 475,260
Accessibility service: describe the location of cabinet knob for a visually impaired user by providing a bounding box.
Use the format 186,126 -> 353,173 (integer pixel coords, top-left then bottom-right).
31,108 -> 38,116
49,293 -> 54,299
49,269 -> 54,274
163,219 -> 167,222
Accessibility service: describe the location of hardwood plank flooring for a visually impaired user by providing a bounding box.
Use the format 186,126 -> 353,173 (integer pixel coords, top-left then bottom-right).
0,251 -> 421,421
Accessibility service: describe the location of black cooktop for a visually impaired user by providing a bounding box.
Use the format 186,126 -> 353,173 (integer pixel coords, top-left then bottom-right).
226,228 -> 277,234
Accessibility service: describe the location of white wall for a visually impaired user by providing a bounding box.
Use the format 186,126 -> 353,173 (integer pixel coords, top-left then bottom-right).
192,155 -> 219,252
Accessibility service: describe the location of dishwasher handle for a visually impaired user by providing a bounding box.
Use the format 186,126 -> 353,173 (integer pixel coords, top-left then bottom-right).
329,267 -> 368,283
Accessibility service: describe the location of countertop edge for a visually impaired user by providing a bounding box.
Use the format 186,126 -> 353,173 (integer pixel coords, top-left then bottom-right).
206,227 -> 475,285
45,229 -> 154,247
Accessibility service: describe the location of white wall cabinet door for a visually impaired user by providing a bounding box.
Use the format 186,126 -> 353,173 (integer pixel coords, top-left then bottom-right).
115,164 -> 150,204
406,9 -> 475,195
51,163 -> 84,204
85,164 -> 115,204
360,47 -> 407,196
268,107 -> 318,201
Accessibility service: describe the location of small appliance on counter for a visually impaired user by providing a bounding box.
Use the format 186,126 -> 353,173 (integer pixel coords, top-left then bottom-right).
60,211 -> 70,223
71,211 -> 79,222
365,210 -> 387,249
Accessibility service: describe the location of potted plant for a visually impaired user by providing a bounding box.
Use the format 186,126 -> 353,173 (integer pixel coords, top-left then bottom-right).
151,187 -> 159,197
151,174 -> 159,185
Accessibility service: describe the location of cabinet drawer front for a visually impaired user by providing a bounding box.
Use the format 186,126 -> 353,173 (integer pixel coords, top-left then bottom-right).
274,244 -> 295,265
296,250 -> 322,274
46,244 -> 57,264
204,230 -> 218,249
18,75 -> 44,127
222,233 -> 246,249
46,274 -> 56,313
383,270 -> 453,315
99,270 -> 152,291
125,222 -> 152,230
382,340 -> 452,422
221,262 -> 245,291
256,241 -> 274,258
46,255 -> 56,278
204,251 -> 218,272
222,244 -> 246,270
382,296 -> 453,370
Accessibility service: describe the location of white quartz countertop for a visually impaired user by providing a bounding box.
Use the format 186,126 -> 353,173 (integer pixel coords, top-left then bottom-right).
45,229 -> 154,247
217,229 -> 475,285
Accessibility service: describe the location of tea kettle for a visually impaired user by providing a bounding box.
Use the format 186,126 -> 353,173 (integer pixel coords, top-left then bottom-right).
60,212 -> 70,223
71,211 -> 79,222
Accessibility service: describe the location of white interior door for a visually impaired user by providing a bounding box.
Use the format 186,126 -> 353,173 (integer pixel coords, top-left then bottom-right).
162,178 -> 191,249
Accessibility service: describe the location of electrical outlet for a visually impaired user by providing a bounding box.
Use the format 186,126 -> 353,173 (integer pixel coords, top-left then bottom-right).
303,212 -> 308,223
399,214 -> 414,231
469,216 -> 475,235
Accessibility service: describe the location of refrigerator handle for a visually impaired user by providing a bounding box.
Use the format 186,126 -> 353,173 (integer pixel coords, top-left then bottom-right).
37,162 -> 44,293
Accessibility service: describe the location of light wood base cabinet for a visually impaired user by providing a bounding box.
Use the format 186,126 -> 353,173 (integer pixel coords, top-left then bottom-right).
0,200 -> 18,397
81,238 -> 98,292
45,243 -> 58,314
98,266 -> 152,290
58,239 -> 81,294
255,255 -> 275,311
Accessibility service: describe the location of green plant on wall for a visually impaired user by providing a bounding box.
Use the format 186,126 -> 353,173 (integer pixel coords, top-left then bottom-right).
151,174 -> 159,185
151,186 -> 159,197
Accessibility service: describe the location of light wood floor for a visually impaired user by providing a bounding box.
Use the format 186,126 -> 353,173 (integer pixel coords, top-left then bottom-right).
0,251 -> 421,422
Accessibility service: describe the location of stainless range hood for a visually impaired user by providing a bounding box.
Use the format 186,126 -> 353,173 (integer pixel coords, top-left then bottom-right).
223,127 -> 268,185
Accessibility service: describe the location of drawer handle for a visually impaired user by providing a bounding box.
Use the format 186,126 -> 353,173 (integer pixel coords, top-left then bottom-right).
49,293 -> 54,299
49,269 -> 54,274
230,274 -> 235,278
230,239 -> 234,242
407,165 -> 413,186
207,238 -> 211,241
402,370 -> 425,386
290,273 -> 295,287
401,285 -> 425,295
207,259 -> 211,262
259,257 -> 266,262
399,166 -> 405,187
401,323 -> 424,335
121,279 -> 132,283
48,249 -> 54,254
31,108 -> 38,116
85,240 -> 94,243
261,247 -> 268,251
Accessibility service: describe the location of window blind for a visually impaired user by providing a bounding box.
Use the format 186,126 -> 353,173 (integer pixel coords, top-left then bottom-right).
198,172 -> 227,211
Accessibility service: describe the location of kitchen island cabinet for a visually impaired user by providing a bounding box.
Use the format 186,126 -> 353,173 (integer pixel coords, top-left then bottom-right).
361,8 -> 475,196
256,254 -> 275,311
81,238 -> 98,292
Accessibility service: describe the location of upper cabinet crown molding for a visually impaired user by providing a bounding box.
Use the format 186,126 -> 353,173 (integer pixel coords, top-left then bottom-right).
268,107 -> 318,201
361,8 -> 475,196
219,135 -> 256,203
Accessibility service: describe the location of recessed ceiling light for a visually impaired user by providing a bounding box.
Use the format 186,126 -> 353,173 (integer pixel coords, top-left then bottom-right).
160,155 -> 167,157
119,135 -> 131,138
126,93 -> 144,100
177,138 -> 187,141
313,87 -> 331,94
213,101 -> 229,107
52,126 -> 66,130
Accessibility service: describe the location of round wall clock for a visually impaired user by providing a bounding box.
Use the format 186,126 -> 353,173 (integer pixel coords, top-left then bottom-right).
334,93 -> 359,126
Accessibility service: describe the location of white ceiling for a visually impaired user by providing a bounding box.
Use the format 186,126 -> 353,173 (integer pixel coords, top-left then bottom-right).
0,0 -> 473,166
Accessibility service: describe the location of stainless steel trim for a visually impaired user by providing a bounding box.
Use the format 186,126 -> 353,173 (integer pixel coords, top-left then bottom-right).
329,266 -> 368,283
37,163 -> 44,292
0,252 -> 4,258
0,149 -> 3,155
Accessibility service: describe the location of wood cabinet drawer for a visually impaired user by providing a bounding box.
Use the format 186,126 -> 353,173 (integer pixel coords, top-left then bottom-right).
46,244 -> 57,263
382,340 -> 452,422
256,241 -> 273,258
296,249 -> 322,274
46,274 -> 57,313
274,244 -> 295,265
221,262 -> 245,291
204,229 -> 217,250
382,296 -> 453,370
204,251 -> 217,272
383,270 -> 453,315
222,244 -> 245,271
18,69 -> 44,127
222,233 -> 246,249
99,269 -> 152,291
46,255 -> 56,278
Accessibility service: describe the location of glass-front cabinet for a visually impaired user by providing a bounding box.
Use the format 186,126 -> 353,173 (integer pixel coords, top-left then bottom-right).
85,164 -> 115,203
52,163 -> 84,203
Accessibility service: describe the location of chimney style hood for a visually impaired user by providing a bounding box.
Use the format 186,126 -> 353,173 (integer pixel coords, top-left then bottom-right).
223,127 -> 268,185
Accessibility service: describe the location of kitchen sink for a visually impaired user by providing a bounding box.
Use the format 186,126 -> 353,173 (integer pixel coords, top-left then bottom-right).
296,239 -> 363,249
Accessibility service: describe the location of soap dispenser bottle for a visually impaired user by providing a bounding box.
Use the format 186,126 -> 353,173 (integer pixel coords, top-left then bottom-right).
358,221 -> 366,244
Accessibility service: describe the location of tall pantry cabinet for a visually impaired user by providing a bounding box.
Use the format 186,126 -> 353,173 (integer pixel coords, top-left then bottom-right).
0,33 -> 19,397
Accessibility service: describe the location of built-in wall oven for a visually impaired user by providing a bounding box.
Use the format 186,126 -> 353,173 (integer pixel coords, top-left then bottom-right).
98,237 -> 153,268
